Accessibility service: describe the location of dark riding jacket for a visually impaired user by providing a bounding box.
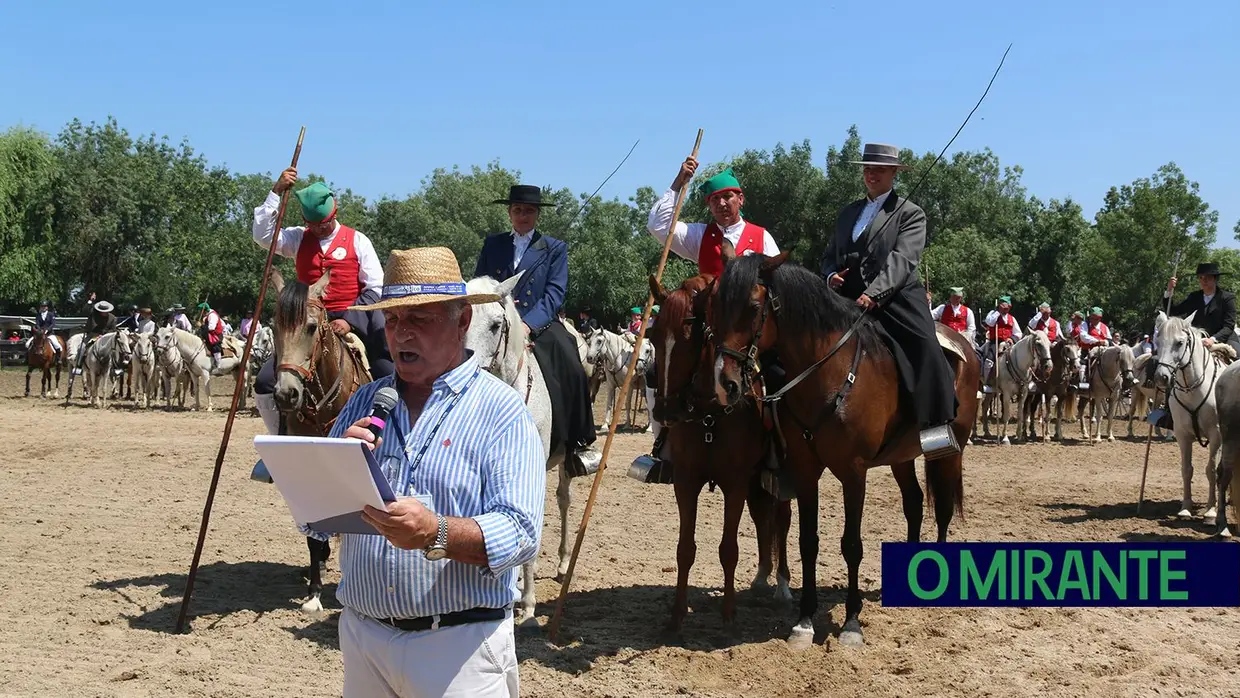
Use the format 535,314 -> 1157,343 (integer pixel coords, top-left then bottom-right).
1166,288 -> 1239,349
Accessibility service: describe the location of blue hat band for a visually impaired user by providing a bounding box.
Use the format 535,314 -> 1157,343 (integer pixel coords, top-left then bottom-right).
382,282 -> 467,299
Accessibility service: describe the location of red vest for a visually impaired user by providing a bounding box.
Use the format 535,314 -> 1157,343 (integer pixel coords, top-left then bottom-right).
939,304 -> 970,333
1086,322 -> 1109,346
205,311 -> 223,344
989,313 -> 1016,341
296,225 -> 362,312
698,221 -> 765,278
1068,321 -> 1085,343
1032,316 -> 1059,342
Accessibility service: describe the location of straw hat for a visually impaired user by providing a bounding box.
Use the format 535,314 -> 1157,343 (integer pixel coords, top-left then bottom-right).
354,247 -> 500,311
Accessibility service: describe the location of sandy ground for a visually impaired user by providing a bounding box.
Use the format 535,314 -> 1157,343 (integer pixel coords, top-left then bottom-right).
1,367 -> 1238,698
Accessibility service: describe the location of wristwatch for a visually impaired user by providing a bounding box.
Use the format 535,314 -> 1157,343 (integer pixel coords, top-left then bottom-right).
424,514 -> 448,561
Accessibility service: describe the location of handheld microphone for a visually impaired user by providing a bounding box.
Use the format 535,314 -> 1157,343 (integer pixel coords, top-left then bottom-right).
365,386 -> 400,444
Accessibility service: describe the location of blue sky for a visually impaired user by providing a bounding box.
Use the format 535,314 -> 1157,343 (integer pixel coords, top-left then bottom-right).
4,1 -> 1238,245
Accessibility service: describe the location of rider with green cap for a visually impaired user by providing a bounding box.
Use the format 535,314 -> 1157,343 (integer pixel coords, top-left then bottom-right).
197,301 -> 225,372
981,295 -> 1022,391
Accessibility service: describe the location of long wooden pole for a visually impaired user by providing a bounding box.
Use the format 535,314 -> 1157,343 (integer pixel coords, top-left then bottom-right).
547,129 -> 703,643
174,127 -> 306,633
1138,248 -> 1183,513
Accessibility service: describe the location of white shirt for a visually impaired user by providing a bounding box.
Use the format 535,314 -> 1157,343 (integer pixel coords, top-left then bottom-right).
983,310 -> 1024,340
1078,320 -> 1110,345
174,314 -> 192,332
138,318 -> 156,334
852,190 -> 892,242
253,191 -> 384,295
206,311 -> 219,332
647,188 -> 780,262
931,303 -> 978,343
512,230 -> 534,268
1203,292 -> 1215,306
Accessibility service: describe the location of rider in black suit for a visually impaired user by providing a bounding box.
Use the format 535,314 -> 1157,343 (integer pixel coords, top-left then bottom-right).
1144,262 -> 1240,388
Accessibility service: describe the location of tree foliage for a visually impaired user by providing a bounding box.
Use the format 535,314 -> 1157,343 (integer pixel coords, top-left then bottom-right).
0,117 -> 1227,336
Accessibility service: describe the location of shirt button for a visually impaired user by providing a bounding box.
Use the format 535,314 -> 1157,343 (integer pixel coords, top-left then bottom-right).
387,586 -> 395,593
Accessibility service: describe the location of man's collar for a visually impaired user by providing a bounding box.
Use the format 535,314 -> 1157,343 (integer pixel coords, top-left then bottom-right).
436,350 -> 481,394
866,188 -> 893,204
511,228 -> 536,240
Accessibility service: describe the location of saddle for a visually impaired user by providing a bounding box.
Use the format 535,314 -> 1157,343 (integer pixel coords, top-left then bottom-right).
1209,343 -> 1237,365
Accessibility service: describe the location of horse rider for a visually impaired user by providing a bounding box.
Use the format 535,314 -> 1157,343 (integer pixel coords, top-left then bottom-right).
981,296 -> 1022,391
1076,306 -> 1111,388
74,300 -> 117,374
475,184 -> 601,472
238,310 -> 258,338
1028,301 -> 1061,342
822,142 -> 961,457
137,307 -> 157,334
117,304 -> 142,332
197,302 -> 225,373
29,300 -> 63,360
1146,261 -> 1240,386
931,286 -> 977,348
251,167 -> 393,441
170,304 -> 192,331
647,158 -> 783,449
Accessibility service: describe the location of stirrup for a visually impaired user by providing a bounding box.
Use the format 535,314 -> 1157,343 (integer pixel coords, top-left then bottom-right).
628,454 -> 674,484
1147,408 -> 1174,431
760,468 -> 797,501
250,458 -> 274,484
566,447 -> 601,478
920,424 -> 961,460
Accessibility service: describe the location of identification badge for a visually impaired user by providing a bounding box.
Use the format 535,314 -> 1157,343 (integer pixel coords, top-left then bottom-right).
413,493 -> 436,514
331,246 -> 347,260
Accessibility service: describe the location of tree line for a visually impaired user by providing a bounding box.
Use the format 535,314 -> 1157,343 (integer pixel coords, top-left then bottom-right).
1,117 -> 1236,335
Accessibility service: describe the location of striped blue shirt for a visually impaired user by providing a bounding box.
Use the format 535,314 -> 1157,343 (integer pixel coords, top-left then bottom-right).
307,352 -> 546,620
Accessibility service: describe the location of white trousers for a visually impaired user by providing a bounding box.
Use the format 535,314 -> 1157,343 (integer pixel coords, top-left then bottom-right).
25,335 -> 62,352
340,606 -> 519,698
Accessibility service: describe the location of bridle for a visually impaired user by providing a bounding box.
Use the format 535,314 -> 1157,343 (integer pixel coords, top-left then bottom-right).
483,305 -> 532,403
276,299 -> 357,432
1156,327 -> 1220,446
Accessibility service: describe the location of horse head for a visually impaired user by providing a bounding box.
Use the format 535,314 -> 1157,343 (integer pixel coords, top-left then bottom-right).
272,268 -> 332,412
464,273 -> 525,386
132,332 -> 154,365
712,252 -> 790,406
648,272 -> 715,423
111,330 -> 134,370
1029,330 -> 1054,381
1152,311 -> 1203,391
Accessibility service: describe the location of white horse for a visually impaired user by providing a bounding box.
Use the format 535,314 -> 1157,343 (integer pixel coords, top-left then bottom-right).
152,327 -> 243,411
464,274 -> 571,628
992,330 -> 1053,445
246,326 -> 275,402
153,327 -> 194,409
1080,344 -> 1136,442
585,328 -> 653,429
130,331 -> 157,409
1152,311 -> 1222,524
84,331 -> 133,409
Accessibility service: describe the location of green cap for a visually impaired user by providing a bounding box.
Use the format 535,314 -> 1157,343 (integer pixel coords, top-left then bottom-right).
949,286 -> 964,296
197,302 -> 211,310
294,182 -> 336,223
631,307 -> 641,314
1090,306 -> 1103,316
998,295 -> 1012,304
652,305 -> 660,314
1038,301 -> 1050,310
1072,310 -> 1083,318
697,168 -> 742,201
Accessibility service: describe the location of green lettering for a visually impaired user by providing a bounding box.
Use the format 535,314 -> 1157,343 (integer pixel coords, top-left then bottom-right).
1159,550 -> 1188,601
1057,550 -> 1090,601
961,551 -> 1005,600
908,551 -> 949,600
1023,550 -> 1055,600
1010,548 -> 1019,600
1129,550 -> 1157,600
1092,550 -> 1127,600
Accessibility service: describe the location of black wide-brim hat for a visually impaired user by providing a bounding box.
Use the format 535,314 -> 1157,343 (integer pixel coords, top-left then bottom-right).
492,184 -> 557,207
1196,262 -> 1225,277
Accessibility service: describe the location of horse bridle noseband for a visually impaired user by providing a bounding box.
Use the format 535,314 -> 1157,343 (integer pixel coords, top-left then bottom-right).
1156,329 -> 1219,447
277,300 -> 355,431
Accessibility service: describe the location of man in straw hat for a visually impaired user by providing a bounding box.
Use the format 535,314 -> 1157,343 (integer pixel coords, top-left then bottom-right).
475,184 -> 600,472
250,167 -> 391,440
72,299 -> 117,375
931,286 -> 977,348
822,142 -> 960,458
304,246 -> 543,697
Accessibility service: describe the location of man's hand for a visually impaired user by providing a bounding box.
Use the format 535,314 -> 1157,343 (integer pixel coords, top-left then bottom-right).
330,319 -> 351,336
1203,337 -> 1216,348
273,167 -> 298,194
1167,276 -> 1178,294
344,416 -> 382,451
362,498 -> 437,550
828,270 -> 848,289
856,294 -> 876,311
672,156 -> 699,191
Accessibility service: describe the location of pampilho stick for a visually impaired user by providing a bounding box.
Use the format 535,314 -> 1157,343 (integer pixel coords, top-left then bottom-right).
547,128 -> 703,642
174,126 -> 305,633
1138,247 -> 1183,513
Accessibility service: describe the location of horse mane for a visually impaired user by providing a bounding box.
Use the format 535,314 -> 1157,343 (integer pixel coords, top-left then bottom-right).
718,255 -> 885,357
276,279 -> 311,329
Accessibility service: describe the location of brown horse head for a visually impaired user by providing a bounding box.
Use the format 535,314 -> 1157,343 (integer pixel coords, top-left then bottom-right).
648,273 -> 716,423
711,252 -> 794,404
272,267 -> 332,415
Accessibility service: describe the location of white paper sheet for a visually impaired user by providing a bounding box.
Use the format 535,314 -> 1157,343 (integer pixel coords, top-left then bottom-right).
253,435 -> 396,534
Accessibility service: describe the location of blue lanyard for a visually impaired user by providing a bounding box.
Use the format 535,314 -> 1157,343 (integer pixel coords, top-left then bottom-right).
399,368 -> 480,493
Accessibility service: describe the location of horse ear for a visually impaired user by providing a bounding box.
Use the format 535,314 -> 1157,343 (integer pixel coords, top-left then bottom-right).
720,239 -> 738,266
1184,310 -> 1197,327
649,274 -> 668,303
309,268 -> 331,299
497,272 -> 522,299
269,268 -> 286,296
759,251 -> 790,278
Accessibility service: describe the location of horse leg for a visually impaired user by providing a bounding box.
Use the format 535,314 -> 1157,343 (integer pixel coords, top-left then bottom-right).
301,536 -> 330,613
1203,440 -> 1219,525
838,473 -> 867,647
998,391 -> 1011,445
1106,393 -> 1117,441
925,454 -> 964,542
789,478 -> 819,652
718,480 -> 747,627
890,460 -> 923,542
25,367 -> 32,397
554,463 -> 571,579
1177,432 -> 1195,518
668,475 -> 704,633
1216,456 -> 1233,537
747,476 -> 775,592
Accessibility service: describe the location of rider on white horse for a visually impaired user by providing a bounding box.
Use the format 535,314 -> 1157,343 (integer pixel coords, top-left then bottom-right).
931,286 -> 977,348
197,302 -> 225,373
982,295 -> 1022,390
1076,306 -> 1111,389
74,300 -> 117,374
28,300 -> 62,358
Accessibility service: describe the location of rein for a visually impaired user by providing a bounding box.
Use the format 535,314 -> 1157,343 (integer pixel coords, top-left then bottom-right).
1158,330 -> 1220,447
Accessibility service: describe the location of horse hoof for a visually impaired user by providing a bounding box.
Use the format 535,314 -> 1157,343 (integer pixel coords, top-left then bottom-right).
787,625 -> 814,652
838,630 -> 865,647
1000,437 -> 1010,446
1177,509 -> 1194,520
1215,527 -> 1232,539
774,581 -> 794,604
299,595 -> 324,614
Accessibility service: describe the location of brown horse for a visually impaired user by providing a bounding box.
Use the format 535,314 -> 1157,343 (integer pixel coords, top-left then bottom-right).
649,272 -> 793,633
270,267 -> 372,611
712,253 -> 978,650
1027,339 -> 1081,442
25,328 -> 62,398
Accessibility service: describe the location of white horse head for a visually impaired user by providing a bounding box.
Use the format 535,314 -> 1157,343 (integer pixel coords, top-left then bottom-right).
1153,310 -> 1205,390
464,273 -> 525,386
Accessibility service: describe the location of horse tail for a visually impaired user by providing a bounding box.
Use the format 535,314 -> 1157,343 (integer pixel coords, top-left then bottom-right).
1063,391 -> 1078,421
924,454 -> 966,523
